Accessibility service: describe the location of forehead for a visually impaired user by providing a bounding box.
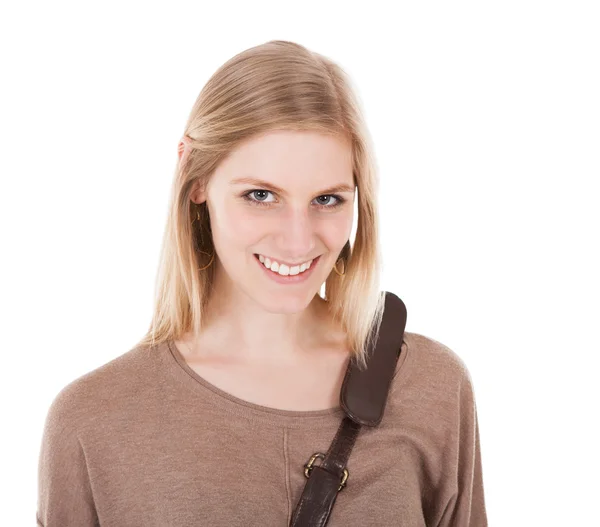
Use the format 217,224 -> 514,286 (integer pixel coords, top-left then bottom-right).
215,130 -> 354,190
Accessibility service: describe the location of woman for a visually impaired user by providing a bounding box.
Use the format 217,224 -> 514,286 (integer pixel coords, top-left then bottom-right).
37,40 -> 488,526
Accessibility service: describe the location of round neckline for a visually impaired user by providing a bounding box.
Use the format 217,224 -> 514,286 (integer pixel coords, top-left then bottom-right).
165,339 -> 347,426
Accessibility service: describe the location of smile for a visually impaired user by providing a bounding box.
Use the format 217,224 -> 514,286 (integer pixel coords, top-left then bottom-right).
254,253 -> 321,284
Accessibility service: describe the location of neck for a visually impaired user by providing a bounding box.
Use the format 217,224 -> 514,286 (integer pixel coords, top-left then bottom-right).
183,266 -> 347,365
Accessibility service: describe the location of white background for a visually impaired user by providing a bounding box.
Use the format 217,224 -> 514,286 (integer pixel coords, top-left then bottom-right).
1,1 -> 598,525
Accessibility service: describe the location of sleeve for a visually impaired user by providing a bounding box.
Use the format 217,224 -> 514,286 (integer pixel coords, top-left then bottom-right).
435,368 -> 488,527
37,388 -> 99,526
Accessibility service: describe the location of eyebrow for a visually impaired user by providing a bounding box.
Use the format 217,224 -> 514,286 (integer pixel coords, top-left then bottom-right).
230,177 -> 356,195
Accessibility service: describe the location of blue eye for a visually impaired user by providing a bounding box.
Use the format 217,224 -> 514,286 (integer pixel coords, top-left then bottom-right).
245,190 -> 273,204
242,189 -> 346,209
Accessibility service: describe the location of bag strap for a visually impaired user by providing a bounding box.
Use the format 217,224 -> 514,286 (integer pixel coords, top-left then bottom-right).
289,291 -> 407,527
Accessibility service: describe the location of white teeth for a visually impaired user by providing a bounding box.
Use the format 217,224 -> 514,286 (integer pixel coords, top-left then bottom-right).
256,254 -> 314,275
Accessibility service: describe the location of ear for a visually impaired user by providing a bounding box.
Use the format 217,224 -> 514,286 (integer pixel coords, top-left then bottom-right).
190,180 -> 208,205
178,135 -> 193,165
178,137 -> 190,161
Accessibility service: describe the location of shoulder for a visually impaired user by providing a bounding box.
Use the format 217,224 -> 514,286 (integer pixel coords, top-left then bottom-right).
41,342 -> 161,436
385,331 -> 479,428
403,331 -> 471,378
395,331 -> 475,398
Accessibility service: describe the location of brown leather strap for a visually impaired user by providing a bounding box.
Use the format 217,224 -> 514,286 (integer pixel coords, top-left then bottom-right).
289,292 -> 407,527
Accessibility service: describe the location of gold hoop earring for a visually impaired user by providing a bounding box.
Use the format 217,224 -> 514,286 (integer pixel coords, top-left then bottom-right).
333,258 -> 346,276
193,207 -> 215,271
197,250 -> 214,271
192,209 -> 201,224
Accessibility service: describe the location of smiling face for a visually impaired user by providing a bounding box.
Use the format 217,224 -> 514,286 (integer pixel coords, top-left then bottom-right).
191,129 -> 356,313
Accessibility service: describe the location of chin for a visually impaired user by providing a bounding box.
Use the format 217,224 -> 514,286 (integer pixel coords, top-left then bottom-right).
254,290 -> 314,314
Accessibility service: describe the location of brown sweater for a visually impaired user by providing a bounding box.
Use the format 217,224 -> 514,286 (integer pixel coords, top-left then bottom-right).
37,331 -> 488,526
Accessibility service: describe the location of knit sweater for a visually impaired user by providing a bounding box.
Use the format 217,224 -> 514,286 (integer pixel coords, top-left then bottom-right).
37,331 -> 488,526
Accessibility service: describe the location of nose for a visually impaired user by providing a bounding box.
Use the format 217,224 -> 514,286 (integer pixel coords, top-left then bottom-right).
274,207 -> 317,258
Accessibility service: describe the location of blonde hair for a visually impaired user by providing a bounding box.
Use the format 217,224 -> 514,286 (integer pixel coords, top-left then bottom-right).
135,40 -> 386,371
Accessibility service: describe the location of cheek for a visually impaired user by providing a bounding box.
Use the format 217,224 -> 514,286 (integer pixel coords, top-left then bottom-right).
325,212 -> 354,244
211,201 -> 265,245
305,217 -> 352,256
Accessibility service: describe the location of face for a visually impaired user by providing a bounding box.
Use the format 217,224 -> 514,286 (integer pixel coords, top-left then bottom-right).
190,130 -> 356,313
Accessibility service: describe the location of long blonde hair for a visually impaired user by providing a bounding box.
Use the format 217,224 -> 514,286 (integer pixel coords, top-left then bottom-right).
135,40 -> 386,371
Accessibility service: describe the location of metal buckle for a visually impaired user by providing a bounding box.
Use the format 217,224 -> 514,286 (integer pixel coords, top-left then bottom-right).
303,452 -> 349,492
